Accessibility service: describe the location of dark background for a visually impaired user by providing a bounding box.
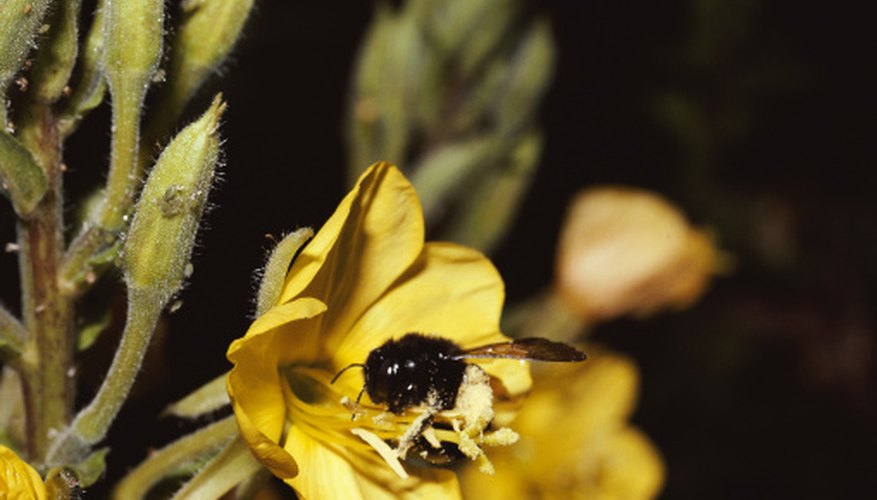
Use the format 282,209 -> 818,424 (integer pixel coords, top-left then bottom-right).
2,1 -> 875,498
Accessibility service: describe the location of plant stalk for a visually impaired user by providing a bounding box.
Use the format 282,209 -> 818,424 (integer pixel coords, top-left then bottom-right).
15,102 -> 74,462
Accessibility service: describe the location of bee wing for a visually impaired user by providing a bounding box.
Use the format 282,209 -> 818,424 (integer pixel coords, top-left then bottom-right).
456,338 -> 586,362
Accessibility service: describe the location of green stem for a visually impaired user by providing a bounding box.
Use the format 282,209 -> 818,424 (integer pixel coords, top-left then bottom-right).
113,416 -> 238,500
60,83 -> 144,295
45,287 -> 164,466
98,87 -> 142,229
15,103 -> 74,462
70,288 -> 162,446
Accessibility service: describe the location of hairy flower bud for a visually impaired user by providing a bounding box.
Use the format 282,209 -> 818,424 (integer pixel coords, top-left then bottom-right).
160,0 -> 254,124
29,0 -> 81,103
103,0 -> 163,96
123,95 -> 225,304
59,0 -> 107,136
0,0 -> 51,103
556,187 -> 721,321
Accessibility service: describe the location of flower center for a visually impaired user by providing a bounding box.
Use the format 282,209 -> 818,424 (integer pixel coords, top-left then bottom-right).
282,363 -> 520,477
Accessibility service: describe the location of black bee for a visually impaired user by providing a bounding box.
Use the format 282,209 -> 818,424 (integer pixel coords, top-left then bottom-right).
332,332 -> 587,415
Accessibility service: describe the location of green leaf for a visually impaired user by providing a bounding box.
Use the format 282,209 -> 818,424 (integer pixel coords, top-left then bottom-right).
163,373 -> 230,419
0,129 -> 47,217
76,306 -> 113,352
71,447 -> 110,488
441,130 -> 542,253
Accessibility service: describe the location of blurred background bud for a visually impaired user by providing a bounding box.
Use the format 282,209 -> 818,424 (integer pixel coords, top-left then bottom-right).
461,350 -> 664,499
556,187 -> 723,322
346,0 -> 554,253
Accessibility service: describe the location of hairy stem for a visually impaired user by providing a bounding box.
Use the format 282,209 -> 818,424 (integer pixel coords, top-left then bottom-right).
15,103 -> 74,462
70,288 -> 162,446
60,83 -> 144,295
113,416 -> 238,500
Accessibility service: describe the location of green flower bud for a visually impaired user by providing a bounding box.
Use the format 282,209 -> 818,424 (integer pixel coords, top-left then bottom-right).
95,0 -> 164,228
103,0 -> 164,98
29,0 -> 81,103
60,0 -> 108,136
123,95 -> 225,304
0,0 -> 51,108
255,227 -> 314,317
153,0 -> 254,133
0,128 -> 47,217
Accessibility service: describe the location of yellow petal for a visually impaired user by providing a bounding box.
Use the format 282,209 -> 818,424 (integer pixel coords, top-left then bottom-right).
335,242 -> 501,360
283,425 -> 461,500
596,427 -> 665,500
227,298 -> 327,479
0,445 -> 47,499
460,351 -> 663,500
279,163 -> 425,343
517,353 -> 639,443
334,242 -> 531,395
230,297 -> 327,347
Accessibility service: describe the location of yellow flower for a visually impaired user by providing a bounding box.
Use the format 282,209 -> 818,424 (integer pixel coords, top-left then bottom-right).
460,351 -> 664,500
0,445 -> 47,500
556,187 -> 721,321
227,162 -> 531,499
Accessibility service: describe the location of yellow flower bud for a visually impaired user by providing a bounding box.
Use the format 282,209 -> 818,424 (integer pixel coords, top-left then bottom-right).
122,95 -> 224,303
0,445 -> 47,500
556,187 -> 721,321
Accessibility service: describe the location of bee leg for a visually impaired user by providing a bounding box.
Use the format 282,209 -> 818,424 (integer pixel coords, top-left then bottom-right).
395,408 -> 437,460
348,387 -> 367,421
